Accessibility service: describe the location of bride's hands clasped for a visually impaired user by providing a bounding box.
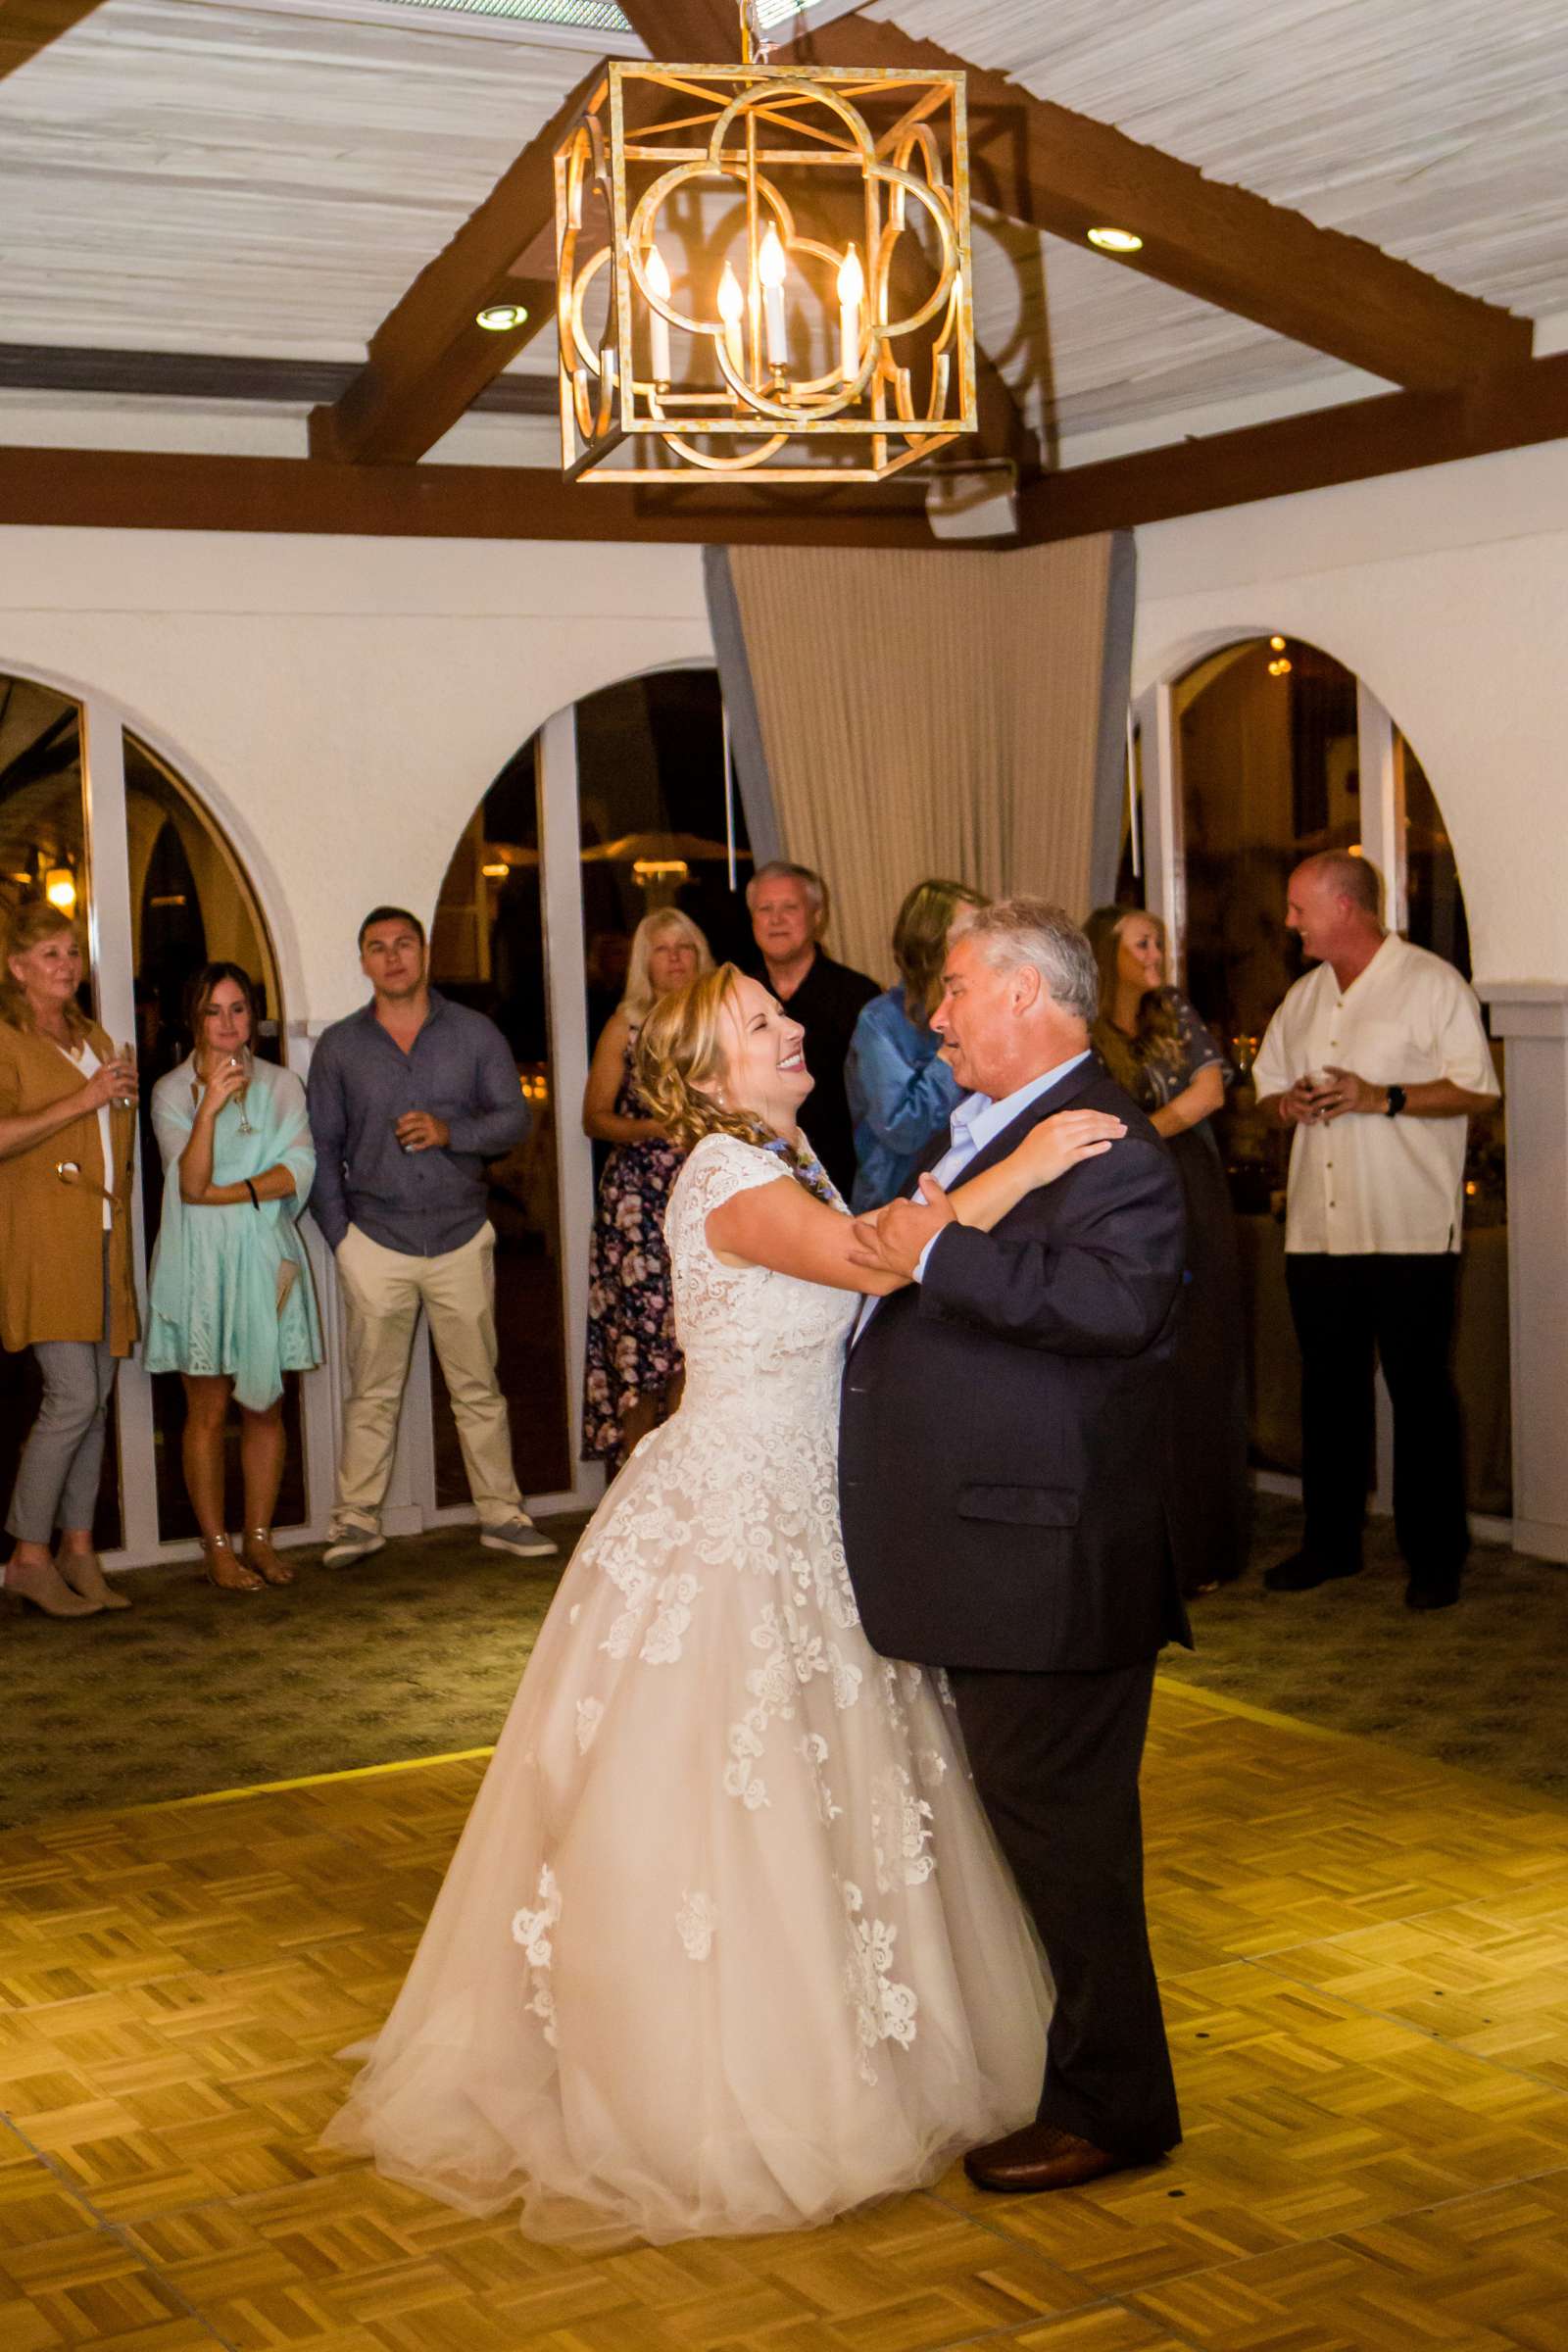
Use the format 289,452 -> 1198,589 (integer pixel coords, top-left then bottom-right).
846,1106 -> 1129,1281
847,1173 -> 956,1281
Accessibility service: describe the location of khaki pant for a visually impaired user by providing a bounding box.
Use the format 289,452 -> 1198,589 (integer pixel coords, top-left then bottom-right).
332,1220 -> 521,1535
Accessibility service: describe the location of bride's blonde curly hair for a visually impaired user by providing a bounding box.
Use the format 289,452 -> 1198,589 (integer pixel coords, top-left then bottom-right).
636,963 -> 772,1154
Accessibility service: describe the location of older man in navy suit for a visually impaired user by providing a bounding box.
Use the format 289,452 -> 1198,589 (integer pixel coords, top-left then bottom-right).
843,898 -> 1189,2192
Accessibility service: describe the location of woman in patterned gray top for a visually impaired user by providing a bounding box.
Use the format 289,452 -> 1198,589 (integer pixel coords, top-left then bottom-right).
1088,906 -> 1250,1596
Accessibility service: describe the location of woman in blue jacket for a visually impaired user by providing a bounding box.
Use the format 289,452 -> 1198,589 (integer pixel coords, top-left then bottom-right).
845,878 -> 988,1213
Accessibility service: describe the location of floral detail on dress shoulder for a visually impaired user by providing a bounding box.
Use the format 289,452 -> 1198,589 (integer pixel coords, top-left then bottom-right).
512,1863 -> 563,2046
841,1881 -> 918,2085
671,1130 -> 789,1226
675,1890 -> 717,1960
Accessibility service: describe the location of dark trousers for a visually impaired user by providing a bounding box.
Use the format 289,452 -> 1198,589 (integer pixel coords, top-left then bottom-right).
1285,1251 -> 1470,1583
948,1656 -> 1180,2160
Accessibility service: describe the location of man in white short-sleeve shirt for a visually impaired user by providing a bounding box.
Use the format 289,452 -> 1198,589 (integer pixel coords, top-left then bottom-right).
1250,851 -> 1498,1612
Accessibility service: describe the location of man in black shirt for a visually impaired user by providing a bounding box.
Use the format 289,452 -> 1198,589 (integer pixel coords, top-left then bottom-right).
746,860 -> 877,1198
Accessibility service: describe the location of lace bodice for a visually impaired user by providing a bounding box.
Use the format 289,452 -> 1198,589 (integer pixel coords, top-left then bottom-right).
664,1133 -> 859,1421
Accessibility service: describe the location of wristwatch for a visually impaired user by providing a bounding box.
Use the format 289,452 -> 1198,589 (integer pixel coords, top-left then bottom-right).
1384,1084 -> 1406,1117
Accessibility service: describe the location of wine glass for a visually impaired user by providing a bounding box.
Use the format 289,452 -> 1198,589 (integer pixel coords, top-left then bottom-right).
230,1048 -> 255,1135
112,1041 -> 137,1112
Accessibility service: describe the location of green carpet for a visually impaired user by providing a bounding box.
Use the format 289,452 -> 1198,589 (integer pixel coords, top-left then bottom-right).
0,1518 -> 588,1830
1160,1491 -> 1568,1799
4,1494 -> 1565,1830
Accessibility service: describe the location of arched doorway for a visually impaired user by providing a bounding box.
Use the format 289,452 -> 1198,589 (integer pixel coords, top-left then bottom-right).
0,663 -> 323,1570
1130,632 -> 1510,1525
422,664 -> 747,1505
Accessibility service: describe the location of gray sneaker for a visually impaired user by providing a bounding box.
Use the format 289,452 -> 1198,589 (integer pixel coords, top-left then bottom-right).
321,1530 -> 385,1568
479,1515 -> 559,1561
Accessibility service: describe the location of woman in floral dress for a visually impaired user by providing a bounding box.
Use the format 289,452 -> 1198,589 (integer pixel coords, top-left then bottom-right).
580,908 -> 711,1466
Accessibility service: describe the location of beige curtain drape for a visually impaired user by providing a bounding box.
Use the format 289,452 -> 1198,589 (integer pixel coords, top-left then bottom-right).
725,537 -> 1116,983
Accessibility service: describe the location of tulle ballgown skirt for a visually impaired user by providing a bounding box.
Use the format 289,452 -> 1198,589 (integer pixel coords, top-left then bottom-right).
323,1399 -> 1053,2247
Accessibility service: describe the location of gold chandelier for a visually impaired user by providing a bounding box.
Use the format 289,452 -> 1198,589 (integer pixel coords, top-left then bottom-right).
553,3 -> 974,485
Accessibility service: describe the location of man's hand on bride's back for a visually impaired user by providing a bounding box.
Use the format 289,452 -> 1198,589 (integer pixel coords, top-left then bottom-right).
1020,1108 -> 1127,1184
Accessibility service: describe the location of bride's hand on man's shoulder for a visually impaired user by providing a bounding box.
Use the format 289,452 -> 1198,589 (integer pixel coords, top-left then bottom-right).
1019,1107 -> 1127,1185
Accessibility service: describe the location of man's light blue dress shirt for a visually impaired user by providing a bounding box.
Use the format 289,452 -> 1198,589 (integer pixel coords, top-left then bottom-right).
854,1050 -> 1091,1340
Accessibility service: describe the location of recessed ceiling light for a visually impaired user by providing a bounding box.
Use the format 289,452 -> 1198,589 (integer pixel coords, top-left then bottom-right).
476,302 -> 530,331
1269,634 -> 1287,651
1087,226 -> 1144,254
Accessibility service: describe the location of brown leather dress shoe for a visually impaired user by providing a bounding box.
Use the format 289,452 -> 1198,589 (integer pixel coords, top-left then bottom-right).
963,2122 -> 1131,2193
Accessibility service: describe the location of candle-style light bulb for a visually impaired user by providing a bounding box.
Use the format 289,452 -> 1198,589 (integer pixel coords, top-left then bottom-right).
759,222 -> 788,367
644,242 -> 672,385
837,244 -> 864,384
716,259 -> 746,379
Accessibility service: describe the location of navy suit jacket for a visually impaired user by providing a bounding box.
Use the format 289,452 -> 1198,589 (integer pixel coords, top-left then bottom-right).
837,1054 -> 1192,1673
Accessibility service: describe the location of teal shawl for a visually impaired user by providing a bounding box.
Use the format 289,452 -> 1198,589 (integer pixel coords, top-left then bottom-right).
146,1054 -> 321,1410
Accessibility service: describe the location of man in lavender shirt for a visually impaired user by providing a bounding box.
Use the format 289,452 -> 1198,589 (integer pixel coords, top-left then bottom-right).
308,906 -> 557,1567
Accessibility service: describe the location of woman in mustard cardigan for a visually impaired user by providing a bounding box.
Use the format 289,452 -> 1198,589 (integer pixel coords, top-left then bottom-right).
0,902 -> 140,1617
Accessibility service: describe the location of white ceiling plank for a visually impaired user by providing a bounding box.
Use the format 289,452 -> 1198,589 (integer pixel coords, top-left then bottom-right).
3,0 -> 1566,445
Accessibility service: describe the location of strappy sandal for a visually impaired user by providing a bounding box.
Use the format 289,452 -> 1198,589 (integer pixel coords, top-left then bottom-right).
201,1533 -> 265,1593
240,1528 -> 294,1587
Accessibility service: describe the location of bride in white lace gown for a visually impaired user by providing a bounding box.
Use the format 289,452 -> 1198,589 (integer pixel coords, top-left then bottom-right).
325,968 -> 1123,2246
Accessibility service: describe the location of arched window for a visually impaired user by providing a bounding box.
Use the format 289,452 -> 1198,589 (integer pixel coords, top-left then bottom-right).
426,665 -> 745,1499
0,668 -> 313,1569
1133,634 -> 1509,1519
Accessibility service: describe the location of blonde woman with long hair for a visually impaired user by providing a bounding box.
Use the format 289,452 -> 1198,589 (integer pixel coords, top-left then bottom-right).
0,902 -> 139,1617
580,906 -> 711,1464
328,958 -> 1128,2245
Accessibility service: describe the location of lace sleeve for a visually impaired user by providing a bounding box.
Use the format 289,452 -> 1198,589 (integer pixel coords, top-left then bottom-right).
666,1133 -> 788,1259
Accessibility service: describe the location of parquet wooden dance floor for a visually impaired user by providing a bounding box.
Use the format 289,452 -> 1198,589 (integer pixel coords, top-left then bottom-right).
3,1680 -> 1568,2351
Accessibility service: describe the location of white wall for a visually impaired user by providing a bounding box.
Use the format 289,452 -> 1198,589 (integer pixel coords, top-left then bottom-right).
1132,437 -> 1568,987
7,435 -> 1568,1008
0,529 -> 712,1023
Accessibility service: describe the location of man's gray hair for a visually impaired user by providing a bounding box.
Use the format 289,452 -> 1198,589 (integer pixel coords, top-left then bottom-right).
745,858 -> 826,916
1295,848 -> 1383,918
961,897 -> 1101,1025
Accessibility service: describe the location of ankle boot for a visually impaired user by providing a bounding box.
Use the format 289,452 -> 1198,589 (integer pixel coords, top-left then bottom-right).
56,1549 -> 131,1610
4,1555 -> 104,1618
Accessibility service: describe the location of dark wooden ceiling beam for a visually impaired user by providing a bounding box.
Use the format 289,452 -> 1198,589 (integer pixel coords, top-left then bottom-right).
0,445 -> 940,546
0,0 -> 107,80
13,354 -> 1568,545
616,0 -> 740,57
1013,353 -> 1568,544
795,18 -> 1532,390
0,341 -> 559,413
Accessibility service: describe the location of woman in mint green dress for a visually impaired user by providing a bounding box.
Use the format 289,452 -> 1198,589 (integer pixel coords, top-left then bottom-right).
147,963 -> 320,1592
